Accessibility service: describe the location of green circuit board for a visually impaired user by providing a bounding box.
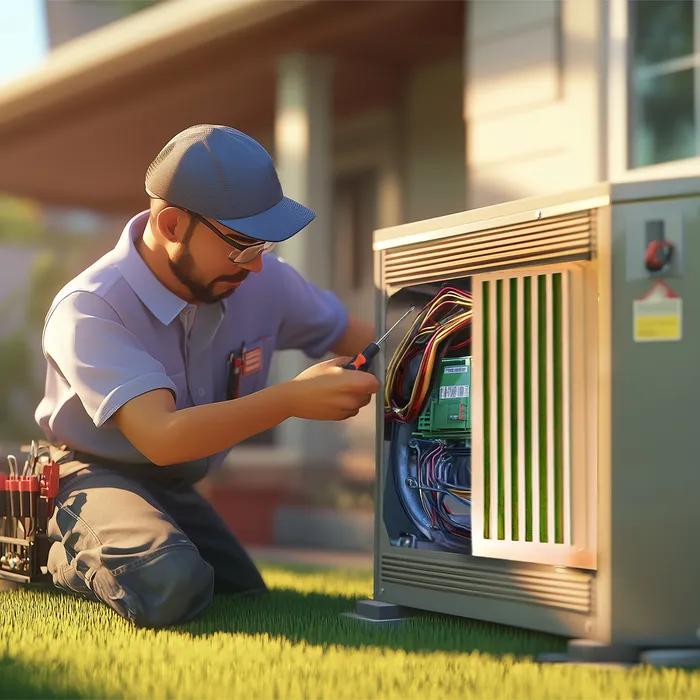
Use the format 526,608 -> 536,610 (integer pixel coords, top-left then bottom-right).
414,356 -> 471,438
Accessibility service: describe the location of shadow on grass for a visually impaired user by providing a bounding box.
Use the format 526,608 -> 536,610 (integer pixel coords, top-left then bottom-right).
26,570 -> 566,660
0,656 -> 91,700
178,586 -> 567,659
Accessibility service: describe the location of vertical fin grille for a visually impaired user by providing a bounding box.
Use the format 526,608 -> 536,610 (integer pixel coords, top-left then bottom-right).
473,265 -> 595,569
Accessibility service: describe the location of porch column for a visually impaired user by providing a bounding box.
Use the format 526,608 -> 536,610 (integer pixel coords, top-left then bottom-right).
274,52 -> 341,466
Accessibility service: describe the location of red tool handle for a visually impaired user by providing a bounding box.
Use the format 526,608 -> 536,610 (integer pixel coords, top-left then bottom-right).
7,477 -> 19,518
0,473 -> 6,517
41,461 -> 60,517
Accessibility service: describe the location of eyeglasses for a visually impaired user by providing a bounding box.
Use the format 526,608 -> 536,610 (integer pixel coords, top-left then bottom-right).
182,208 -> 276,264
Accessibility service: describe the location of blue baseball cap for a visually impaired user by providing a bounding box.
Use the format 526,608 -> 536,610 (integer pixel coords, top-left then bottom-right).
145,124 -> 315,243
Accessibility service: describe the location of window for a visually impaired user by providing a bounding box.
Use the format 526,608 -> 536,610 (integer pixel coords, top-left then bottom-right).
629,0 -> 699,167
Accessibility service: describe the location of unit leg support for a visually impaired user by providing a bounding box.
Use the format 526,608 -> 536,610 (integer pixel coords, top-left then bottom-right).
341,599 -> 418,624
538,639 -> 700,668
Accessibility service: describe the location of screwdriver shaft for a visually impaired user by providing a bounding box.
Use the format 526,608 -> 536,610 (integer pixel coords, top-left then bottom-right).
343,306 -> 416,372
375,306 -> 415,346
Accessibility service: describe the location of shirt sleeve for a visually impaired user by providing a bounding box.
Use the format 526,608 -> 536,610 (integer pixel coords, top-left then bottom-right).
43,291 -> 177,428
271,255 -> 349,358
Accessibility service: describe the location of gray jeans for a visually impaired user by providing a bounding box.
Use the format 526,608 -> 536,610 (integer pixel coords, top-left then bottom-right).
46,453 -> 267,628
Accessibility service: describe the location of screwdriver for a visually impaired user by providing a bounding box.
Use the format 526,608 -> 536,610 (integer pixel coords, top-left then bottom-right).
343,306 -> 415,372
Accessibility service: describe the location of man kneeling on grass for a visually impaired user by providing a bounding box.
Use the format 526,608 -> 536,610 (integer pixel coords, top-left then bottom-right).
34,125 -> 378,628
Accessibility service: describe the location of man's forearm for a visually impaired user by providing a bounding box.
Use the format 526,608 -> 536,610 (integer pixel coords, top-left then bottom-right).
330,315 -> 375,357
154,383 -> 294,465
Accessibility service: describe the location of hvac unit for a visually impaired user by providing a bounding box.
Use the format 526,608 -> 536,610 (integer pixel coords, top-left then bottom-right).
358,177 -> 700,655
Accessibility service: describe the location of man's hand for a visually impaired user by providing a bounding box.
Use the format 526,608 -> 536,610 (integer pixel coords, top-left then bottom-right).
286,357 -> 380,420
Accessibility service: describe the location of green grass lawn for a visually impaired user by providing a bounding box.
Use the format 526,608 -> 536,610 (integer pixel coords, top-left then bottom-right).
1,561 -> 698,699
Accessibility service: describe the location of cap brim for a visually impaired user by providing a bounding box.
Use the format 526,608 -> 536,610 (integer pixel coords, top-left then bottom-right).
216,196 -> 315,243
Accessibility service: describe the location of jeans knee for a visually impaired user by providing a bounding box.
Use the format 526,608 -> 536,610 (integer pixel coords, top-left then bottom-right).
95,545 -> 214,628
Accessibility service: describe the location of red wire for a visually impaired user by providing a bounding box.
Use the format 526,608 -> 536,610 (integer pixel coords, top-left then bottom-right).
388,288 -> 473,421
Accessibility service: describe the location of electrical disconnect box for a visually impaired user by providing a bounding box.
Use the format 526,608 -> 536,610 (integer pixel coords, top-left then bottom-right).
366,177 -> 700,652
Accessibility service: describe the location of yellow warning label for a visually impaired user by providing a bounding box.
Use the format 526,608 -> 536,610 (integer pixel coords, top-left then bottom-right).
634,299 -> 682,342
635,314 -> 681,341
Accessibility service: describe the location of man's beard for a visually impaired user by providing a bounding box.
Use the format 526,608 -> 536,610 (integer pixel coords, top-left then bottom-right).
169,245 -> 248,304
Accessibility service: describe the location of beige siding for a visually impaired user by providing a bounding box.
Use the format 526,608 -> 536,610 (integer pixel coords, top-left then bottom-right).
465,0 -> 604,208
468,22 -> 562,118
471,0 -> 559,39
404,55 -> 467,223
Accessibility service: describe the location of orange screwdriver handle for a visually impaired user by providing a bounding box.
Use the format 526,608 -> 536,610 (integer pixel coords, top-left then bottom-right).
343,353 -> 368,371
343,343 -> 380,372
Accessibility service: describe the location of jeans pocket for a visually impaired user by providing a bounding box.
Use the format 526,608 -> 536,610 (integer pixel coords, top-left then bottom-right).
49,500 -> 102,556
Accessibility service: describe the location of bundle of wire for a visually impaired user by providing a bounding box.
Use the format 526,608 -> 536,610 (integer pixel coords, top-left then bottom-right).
385,287 -> 473,423
409,439 -> 471,540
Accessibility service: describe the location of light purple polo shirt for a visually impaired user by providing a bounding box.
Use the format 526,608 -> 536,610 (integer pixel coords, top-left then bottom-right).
35,210 -> 348,481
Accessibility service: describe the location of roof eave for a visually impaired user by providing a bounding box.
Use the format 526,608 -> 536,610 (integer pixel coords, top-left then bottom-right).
0,0 -> 313,134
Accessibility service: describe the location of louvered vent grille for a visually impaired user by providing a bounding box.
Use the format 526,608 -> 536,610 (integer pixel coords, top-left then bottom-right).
481,271 -> 570,545
472,264 -> 596,569
380,554 -> 592,614
383,211 -> 593,288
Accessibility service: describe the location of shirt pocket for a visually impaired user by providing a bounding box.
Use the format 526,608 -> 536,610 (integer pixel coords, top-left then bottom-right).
235,335 -> 275,397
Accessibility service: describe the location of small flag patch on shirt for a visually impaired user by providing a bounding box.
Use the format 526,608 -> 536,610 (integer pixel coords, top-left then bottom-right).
242,346 -> 263,375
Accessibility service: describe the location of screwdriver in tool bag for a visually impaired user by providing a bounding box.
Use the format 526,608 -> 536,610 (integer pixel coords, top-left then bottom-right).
343,306 -> 415,372
41,460 -> 60,521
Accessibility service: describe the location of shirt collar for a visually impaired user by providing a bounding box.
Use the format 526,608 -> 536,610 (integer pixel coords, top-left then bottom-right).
115,210 -> 223,326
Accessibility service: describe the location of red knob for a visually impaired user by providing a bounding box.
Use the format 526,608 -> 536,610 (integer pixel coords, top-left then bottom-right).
645,239 -> 674,272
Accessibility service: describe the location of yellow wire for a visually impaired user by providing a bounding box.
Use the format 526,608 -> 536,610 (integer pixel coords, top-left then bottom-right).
385,290 -> 472,420
386,306 -> 472,416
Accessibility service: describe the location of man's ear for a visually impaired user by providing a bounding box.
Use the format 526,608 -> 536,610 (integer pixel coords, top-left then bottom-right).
156,206 -> 186,243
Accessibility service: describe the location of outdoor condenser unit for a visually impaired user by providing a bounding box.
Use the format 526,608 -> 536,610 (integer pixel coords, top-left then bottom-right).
362,177 -> 700,655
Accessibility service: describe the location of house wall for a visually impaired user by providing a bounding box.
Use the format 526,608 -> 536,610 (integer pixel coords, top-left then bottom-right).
465,0 -> 606,208
403,54 -> 468,223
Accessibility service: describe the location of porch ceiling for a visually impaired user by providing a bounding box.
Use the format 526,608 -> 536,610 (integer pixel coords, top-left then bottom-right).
0,0 -> 462,214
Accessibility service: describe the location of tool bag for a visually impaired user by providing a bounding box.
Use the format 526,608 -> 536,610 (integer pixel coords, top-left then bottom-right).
0,441 -> 59,583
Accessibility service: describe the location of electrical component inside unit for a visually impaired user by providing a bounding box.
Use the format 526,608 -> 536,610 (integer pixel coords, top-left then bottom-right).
384,286 -> 472,423
384,286 -> 473,551
414,356 -> 471,439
